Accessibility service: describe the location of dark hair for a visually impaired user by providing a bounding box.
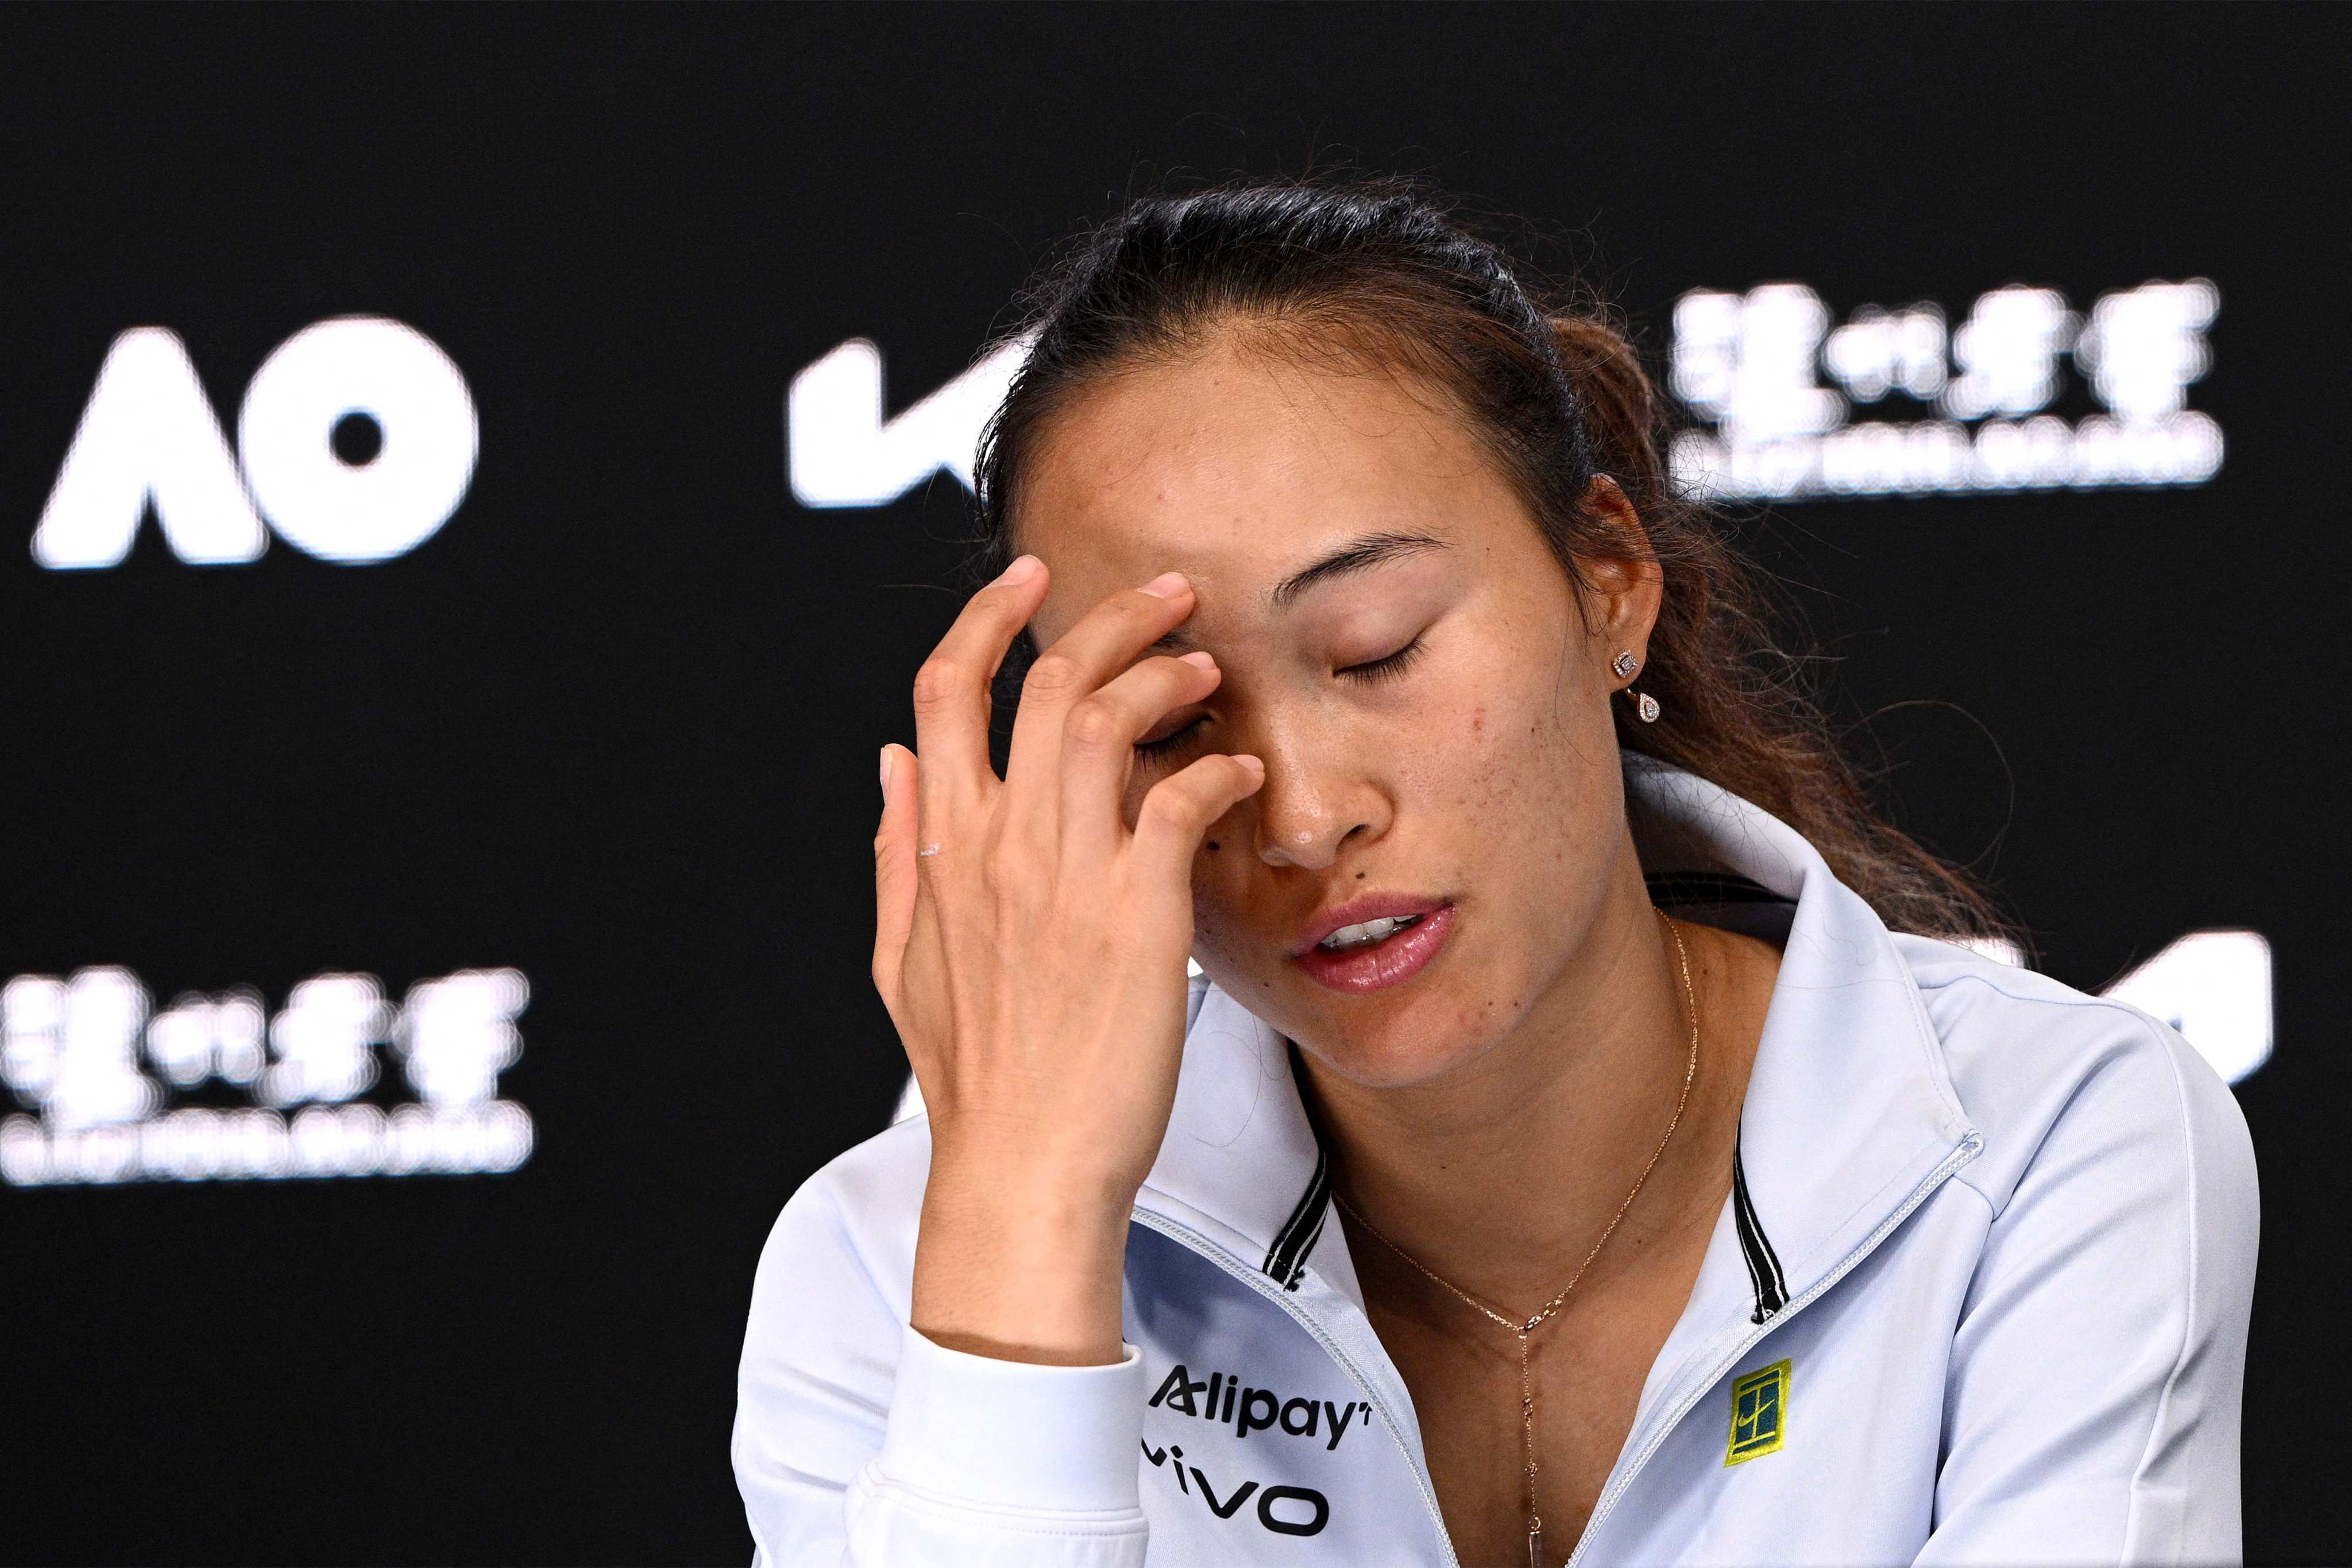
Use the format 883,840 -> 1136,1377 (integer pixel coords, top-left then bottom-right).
968,173 -> 2021,950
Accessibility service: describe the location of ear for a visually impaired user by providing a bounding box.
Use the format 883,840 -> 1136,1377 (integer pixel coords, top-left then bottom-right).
1574,476 -> 1664,674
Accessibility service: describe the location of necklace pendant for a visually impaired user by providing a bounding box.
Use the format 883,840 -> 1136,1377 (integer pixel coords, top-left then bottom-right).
1528,1524 -> 1545,1567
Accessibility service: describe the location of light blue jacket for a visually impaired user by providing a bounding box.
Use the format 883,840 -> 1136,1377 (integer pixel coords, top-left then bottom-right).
733,751 -> 2259,1565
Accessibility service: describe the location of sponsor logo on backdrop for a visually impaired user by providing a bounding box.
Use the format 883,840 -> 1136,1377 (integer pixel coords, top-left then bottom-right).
1,966 -> 531,1187
785,279 -> 2220,509
2097,929 -> 2272,1083
32,316 -> 477,569
1666,280 -> 2220,499
786,331 -> 1032,509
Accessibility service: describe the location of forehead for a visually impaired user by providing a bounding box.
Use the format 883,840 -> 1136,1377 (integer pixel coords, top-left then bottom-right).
1015,336 -> 1530,631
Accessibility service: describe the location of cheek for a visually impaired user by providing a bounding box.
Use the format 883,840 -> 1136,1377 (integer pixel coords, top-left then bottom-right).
1409,658 -> 1583,821
1185,837 -> 1258,967
1175,648 -> 1609,981
1400,651 -> 1618,937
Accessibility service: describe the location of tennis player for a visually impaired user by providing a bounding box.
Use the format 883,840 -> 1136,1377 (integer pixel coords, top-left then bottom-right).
732,176 -> 2258,1567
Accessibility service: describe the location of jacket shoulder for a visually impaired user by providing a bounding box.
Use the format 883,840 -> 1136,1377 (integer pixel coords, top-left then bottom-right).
751,1111 -> 933,1327
1888,937 -> 2258,1563
732,1114 -> 933,1523
1888,933 -> 2257,1227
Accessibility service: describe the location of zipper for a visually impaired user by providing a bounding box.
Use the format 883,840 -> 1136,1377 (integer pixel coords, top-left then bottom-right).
1561,1129 -> 1984,1568
1130,1207 -> 1464,1568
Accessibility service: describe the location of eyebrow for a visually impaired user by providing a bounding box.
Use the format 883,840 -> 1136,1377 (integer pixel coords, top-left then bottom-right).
1269,530 -> 1449,609
1145,529 -> 1450,652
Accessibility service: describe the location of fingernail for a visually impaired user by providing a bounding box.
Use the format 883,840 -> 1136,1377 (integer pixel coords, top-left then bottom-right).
1237,754 -> 1266,779
1178,651 -> 1216,670
878,746 -> 894,795
1138,571 -> 1189,599
994,554 -> 1042,587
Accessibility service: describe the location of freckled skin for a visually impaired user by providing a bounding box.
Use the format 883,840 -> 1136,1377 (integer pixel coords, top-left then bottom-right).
1015,330 -> 1781,1566
1021,337 -> 1632,1092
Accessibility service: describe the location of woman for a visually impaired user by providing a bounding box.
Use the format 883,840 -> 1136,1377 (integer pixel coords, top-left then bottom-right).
732,177 -> 2258,1567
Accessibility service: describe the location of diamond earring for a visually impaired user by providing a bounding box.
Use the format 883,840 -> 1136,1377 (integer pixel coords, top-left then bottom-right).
1612,649 -> 1660,723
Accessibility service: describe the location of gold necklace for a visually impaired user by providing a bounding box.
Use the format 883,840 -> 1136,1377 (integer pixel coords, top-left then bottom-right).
1330,906 -> 1701,1568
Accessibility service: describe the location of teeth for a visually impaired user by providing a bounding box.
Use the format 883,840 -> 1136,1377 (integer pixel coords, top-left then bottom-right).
1319,914 -> 1422,952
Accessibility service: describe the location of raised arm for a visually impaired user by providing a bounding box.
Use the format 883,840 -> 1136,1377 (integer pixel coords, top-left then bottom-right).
735,554 -> 1264,1565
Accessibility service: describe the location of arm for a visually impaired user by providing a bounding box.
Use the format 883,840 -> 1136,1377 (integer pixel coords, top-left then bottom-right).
876,557 -> 1258,1373
1917,1010 -> 2259,1566
731,1168 -> 1150,1567
732,555 -> 1262,1564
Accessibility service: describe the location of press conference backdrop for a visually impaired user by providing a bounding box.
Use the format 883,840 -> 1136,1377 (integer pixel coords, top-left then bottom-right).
1,6 -> 2341,1563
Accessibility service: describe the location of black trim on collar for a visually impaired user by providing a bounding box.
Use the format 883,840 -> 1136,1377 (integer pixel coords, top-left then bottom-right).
1267,976 -> 1788,1314
1645,870 -> 1794,907
1732,1125 -> 1789,1323
1263,1137 -> 1330,1291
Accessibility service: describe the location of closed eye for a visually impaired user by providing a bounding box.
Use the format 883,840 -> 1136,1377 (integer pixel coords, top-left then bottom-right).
1134,636 -> 1426,765
1133,716 -> 1207,765
1337,635 -> 1426,686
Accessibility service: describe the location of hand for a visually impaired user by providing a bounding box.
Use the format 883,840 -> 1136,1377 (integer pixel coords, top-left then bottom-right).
873,555 -> 1265,1366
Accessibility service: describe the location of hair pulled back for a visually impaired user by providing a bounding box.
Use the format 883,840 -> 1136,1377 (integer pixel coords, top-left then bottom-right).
968,173 -> 2016,947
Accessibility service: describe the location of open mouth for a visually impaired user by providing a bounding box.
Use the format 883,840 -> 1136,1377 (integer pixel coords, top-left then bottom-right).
1293,903 -> 1457,994
1316,913 -> 1428,952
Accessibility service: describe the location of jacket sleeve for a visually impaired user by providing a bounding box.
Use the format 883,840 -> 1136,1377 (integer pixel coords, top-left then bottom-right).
1917,1008 -> 2260,1566
731,1163 -> 1152,1567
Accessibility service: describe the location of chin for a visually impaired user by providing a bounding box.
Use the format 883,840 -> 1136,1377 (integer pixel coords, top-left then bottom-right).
1276,976 -> 1517,1092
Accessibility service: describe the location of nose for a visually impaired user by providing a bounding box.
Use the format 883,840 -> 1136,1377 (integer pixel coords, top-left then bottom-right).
1251,733 -> 1390,871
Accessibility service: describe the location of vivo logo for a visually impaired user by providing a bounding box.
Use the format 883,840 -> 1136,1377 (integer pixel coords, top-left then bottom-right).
33,316 -> 478,569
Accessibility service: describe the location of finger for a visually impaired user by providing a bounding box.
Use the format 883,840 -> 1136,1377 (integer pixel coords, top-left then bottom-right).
912,554 -> 1049,835
1058,651 -> 1223,862
1129,751 -> 1266,886
1004,571 -> 1196,832
872,743 -> 920,1013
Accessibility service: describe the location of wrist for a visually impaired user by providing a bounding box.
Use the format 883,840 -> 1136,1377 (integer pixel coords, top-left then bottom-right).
914,1171 -> 1135,1366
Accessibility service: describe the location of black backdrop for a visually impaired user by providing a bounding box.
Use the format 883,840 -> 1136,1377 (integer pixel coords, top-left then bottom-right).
2,5 -> 2344,1563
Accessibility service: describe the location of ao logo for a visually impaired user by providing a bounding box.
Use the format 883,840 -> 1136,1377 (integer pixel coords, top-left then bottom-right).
33,316 -> 477,569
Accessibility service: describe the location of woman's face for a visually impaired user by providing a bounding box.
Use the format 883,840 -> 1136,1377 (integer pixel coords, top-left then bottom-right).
1017,332 -> 1660,1090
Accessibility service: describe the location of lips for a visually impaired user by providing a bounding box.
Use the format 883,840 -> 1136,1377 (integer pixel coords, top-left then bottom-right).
1290,896 -> 1457,994
1292,893 -> 1449,955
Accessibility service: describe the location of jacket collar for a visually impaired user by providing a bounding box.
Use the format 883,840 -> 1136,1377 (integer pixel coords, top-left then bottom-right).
1134,748 -> 1978,1330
